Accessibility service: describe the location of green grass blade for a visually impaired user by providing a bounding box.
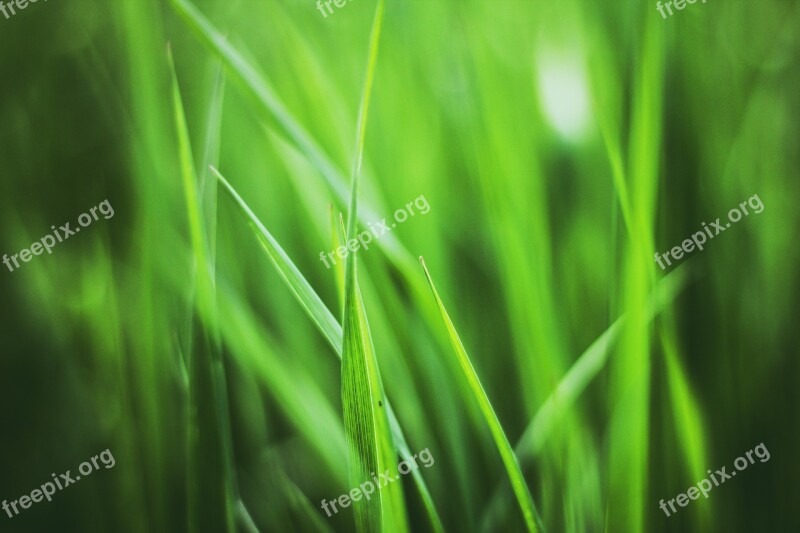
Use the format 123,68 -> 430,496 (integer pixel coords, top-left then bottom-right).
340,219 -> 443,533
385,402 -> 446,533
170,47 -> 215,318
211,166 -> 343,353
339,3 -> 408,532
273,472 -> 337,533
236,501 -> 261,533
333,209 -> 347,315
606,15 -> 665,532
658,312 -> 711,529
420,257 -> 542,533
342,0 -> 382,250
180,60 -> 226,380
341,278 -> 408,533
199,62 -> 225,266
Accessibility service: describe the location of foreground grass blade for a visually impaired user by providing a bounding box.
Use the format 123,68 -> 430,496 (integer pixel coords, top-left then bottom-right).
338,214 -> 443,533
339,3 -> 408,532
421,257 -> 542,533
341,278 -> 408,533
168,46 -> 237,533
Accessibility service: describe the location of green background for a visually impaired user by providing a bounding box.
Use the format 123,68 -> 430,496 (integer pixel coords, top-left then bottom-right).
0,0 -> 798,532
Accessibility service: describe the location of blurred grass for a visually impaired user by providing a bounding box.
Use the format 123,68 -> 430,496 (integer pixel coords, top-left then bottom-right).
0,1 -> 799,533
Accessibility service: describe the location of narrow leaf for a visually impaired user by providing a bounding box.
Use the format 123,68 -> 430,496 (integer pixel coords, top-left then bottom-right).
339,3 -> 408,532
211,166 -> 343,354
421,257 -> 542,533
332,208 -> 347,315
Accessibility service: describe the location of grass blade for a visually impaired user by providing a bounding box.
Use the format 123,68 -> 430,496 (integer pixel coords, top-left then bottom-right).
420,257 -> 542,533
333,209 -> 347,315
341,278 -> 408,533
211,166 -> 343,353
339,213 -> 444,533
658,311 -> 711,529
605,15 -> 664,531
339,3 -> 408,531
199,62 -> 225,265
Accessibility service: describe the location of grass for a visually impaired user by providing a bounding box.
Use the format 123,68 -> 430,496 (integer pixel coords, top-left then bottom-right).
1,1 -> 797,532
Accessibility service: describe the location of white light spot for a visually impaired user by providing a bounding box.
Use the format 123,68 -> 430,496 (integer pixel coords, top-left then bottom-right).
536,50 -> 591,141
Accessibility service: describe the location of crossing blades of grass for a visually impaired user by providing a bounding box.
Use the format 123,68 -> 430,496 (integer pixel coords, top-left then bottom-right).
169,0 -> 419,280
169,7 -> 484,474
516,264 -> 690,464
479,263 -> 692,531
207,0 -> 445,527
212,165 -> 444,532
420,257 -> 542,533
